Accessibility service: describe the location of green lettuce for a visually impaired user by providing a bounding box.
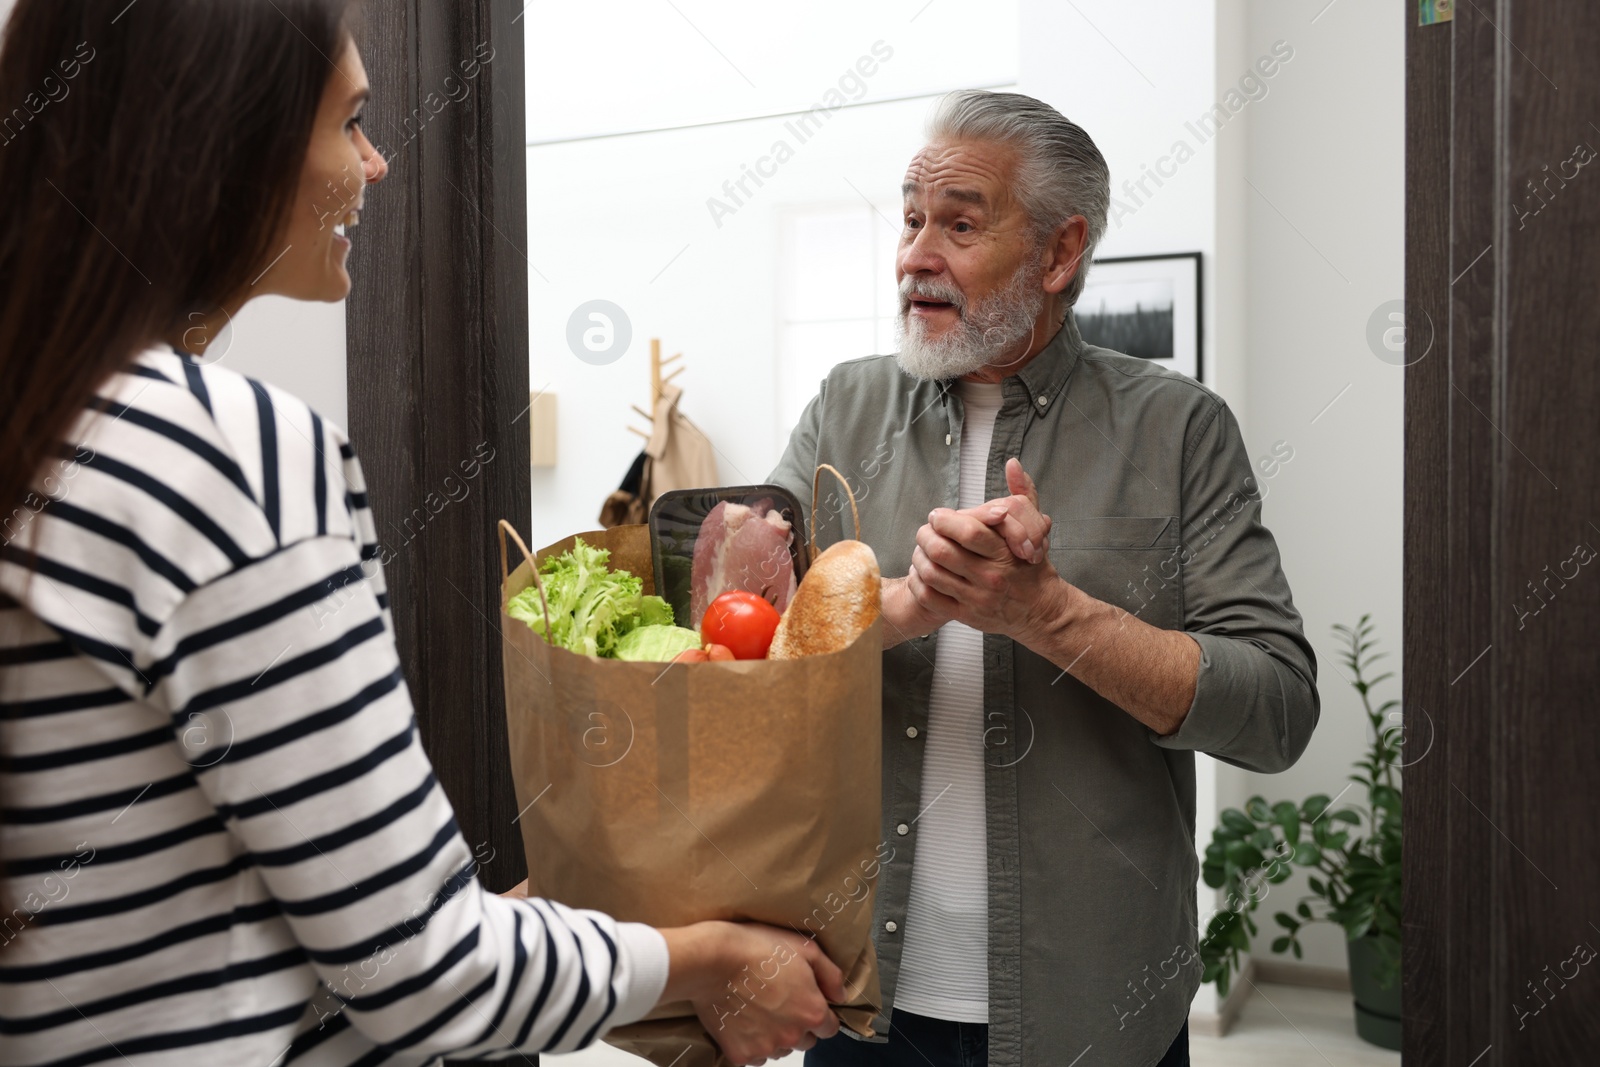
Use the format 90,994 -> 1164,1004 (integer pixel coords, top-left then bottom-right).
613,625 -> 704,662
507,538 -> 677,658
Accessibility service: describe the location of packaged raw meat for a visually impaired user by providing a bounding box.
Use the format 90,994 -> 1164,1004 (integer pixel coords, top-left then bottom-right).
647,485 -> 806,628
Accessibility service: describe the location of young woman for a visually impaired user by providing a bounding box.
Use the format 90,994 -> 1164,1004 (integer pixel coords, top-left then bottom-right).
0,2 -> 842,1064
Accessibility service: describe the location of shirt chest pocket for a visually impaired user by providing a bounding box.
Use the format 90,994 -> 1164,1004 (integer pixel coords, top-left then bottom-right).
1048,516 -> 1184,632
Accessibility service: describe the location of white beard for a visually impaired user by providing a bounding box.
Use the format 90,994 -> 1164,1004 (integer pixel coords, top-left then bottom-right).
894,258 -> 1048,381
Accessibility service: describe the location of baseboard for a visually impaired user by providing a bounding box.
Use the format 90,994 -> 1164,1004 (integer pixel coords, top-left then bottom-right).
1188,957 -> 1254,1037
1253,959 -> 1352,992
1188,957 -> 1353,1035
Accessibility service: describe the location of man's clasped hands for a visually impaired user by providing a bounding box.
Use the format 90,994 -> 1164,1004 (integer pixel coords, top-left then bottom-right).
890,457 -> 1072,648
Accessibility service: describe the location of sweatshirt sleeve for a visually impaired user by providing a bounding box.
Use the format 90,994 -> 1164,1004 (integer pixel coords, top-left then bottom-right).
1151,399 -> 1321,773
141,529 -> 668,1057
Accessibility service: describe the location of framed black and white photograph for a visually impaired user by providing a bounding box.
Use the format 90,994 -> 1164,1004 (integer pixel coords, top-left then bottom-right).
1076,252 -> 1202,382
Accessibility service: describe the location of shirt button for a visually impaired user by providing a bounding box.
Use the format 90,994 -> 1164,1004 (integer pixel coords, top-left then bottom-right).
884,920 -> 898,933
1037,395 -> 1049,408
896,822 -> 910,836
906,726 -> 919,739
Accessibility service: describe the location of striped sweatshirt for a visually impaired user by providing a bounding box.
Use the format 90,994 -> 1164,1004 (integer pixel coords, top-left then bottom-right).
0,345 -> 669,1066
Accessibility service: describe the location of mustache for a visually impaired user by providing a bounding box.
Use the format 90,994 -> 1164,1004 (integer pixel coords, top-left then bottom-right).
899,276 -> 967,314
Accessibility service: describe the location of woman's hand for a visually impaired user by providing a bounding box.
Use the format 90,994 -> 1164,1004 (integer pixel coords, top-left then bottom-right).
660,920 -> 846,1066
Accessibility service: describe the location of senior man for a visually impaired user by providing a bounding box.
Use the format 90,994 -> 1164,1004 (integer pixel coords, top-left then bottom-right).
769,90 -> 1319,1067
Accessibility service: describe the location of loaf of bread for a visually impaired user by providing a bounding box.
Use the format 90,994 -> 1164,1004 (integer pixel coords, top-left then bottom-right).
768,540 -> 881,659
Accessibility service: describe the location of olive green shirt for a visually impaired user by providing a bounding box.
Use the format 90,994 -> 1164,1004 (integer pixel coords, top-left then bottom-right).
768,313 -> 1319,1067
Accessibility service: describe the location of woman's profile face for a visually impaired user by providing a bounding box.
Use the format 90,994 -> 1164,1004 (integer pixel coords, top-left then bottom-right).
260,39 -> 388,303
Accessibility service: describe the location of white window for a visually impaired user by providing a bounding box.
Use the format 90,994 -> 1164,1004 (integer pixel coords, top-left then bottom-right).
774,203 -> 902,446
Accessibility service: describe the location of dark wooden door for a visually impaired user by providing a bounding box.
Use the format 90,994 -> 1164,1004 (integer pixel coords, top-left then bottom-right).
344,0 -> 530,899
1405,3 -> 1600,1063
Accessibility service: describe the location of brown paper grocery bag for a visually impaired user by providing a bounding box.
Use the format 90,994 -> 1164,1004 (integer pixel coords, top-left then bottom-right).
496,488 -> 883,1066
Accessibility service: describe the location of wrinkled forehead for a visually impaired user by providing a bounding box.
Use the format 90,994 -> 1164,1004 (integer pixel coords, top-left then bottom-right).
901,139 -> 1022,214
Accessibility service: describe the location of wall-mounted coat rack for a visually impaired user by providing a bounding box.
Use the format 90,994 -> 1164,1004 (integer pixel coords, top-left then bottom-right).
629,339 -> 684,439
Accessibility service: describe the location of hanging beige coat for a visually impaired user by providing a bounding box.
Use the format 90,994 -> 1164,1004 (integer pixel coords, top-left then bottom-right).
598,382 -> 720,527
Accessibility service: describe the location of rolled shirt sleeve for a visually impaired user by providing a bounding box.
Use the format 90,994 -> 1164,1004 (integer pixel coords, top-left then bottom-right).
1153,400 -> 1320,773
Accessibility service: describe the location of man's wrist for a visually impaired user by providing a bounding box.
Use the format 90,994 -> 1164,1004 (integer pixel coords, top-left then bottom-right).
881,576 -> 941,647
1019,575 -> 1081,653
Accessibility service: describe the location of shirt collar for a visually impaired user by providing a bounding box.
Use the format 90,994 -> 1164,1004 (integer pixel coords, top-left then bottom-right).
935,311 -> 1086,417
1013,311 -> 1085,416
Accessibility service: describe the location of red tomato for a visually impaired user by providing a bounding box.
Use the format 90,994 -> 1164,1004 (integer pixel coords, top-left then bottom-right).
701,592 -> 781,660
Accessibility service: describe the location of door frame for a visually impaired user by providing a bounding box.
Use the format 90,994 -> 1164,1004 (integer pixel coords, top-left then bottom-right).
345,0 -> 531,903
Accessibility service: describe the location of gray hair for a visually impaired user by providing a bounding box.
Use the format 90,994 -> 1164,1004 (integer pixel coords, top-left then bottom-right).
926,90 -> 1110,306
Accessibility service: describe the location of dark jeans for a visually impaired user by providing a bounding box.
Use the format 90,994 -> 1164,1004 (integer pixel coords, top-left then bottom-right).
804,1010 -> 1189,1067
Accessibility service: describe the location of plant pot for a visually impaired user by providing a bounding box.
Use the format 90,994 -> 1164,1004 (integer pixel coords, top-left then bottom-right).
1347,933 -> 1402,1050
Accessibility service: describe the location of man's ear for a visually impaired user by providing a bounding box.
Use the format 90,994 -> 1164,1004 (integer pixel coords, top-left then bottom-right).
1041,215 -> 1090,296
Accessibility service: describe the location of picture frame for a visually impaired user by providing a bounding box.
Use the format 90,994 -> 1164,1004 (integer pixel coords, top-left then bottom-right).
1075,251 -> 1203,383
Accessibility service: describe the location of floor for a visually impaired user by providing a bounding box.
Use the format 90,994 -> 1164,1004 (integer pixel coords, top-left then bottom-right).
1190,983 -> 1401,1066
546,982 -> 1403,1066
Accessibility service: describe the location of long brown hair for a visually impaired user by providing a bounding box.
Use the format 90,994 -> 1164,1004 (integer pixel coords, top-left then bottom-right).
0,0 -> 356,538
0,0 -> 356,896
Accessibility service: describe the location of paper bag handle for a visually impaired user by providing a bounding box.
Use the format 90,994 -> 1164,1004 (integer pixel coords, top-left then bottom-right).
808,463 -> 862,558
497,519 -> 553,639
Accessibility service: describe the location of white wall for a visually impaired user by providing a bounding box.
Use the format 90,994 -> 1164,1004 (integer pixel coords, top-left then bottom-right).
1233,0 -> 1405,972
220,297 -> 348,427
524,0 -> 1017,145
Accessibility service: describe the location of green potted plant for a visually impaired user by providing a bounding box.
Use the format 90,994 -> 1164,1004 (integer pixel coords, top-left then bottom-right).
1197,615 -> 1403,1050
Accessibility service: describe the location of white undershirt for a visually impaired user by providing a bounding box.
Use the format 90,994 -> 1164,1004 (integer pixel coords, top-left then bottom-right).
893,380 -> 1004,1023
